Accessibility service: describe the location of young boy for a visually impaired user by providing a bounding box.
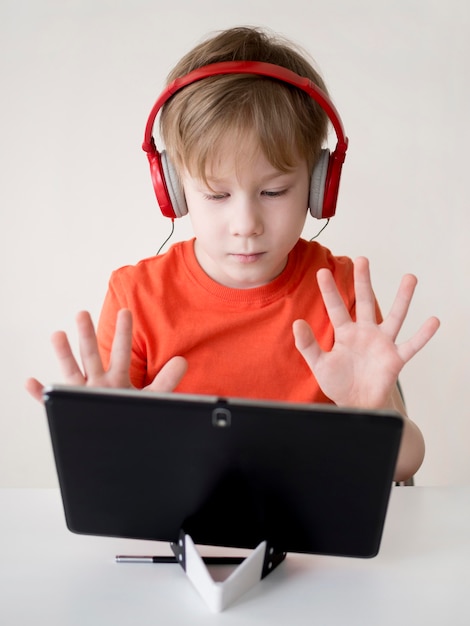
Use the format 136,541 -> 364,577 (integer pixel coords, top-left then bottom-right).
26,26 -> 439,482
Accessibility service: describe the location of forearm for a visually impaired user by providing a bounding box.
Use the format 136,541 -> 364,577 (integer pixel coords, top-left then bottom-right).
388,385 -> 425,483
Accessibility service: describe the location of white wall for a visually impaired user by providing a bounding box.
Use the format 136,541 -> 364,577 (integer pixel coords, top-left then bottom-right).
1,0 -> 468,487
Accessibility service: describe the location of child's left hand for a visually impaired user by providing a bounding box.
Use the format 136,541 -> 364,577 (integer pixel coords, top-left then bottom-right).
292,257 -> 440,409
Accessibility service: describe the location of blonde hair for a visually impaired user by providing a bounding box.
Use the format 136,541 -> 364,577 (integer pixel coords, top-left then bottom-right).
160,27 -> 330,182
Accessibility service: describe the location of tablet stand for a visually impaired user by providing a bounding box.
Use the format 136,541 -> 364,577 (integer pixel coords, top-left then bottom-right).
170,530 -> 286,612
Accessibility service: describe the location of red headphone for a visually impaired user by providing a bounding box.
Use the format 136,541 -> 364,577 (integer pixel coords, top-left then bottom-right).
142,61 -> 348,220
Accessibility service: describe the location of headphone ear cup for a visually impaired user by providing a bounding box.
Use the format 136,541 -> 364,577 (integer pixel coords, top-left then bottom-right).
147,149 -> 177,219
309,149 -> 330,219
160,151 -> 188,218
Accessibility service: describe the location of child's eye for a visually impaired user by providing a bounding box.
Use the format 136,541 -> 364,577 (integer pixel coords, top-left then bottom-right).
261,189 -> 287,198
203,192 -> 229,201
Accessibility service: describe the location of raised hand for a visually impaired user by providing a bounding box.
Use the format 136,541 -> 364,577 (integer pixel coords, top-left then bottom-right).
293,257 -> 440,409
25,309 -> 188,403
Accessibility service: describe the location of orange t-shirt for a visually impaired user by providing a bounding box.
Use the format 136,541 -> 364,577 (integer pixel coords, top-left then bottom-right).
97,238 -> 360,403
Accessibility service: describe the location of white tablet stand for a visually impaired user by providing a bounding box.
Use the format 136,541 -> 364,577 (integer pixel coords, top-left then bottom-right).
170,530 -> 286,612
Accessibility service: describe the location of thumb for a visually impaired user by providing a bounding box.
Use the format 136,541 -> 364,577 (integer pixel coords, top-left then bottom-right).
145,356 -> 188,393
25,377 -> 46,404
292,319 -> 322,368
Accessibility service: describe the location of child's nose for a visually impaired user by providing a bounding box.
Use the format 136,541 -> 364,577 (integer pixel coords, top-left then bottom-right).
230,199 -> 264,237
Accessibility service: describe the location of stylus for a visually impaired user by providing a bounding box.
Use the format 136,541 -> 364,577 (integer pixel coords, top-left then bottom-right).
115,555 -> 246,565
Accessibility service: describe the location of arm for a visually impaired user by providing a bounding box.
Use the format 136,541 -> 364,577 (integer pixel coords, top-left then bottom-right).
25,309 -> 188,403
389,384 -> 425,482
293,257 -> 439,481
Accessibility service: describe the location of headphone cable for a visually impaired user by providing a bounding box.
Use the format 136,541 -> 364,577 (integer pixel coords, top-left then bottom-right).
309,218 -> 330,241
156,219 -> 175,255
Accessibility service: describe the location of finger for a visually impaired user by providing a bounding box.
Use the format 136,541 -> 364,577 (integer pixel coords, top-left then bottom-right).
51,330 -> 86,384
397,316 -> 440,364
25,377 -> 45,403
316,268 -> 350,327
292,319 -> 322,369
145,356 -> 188,392
353,257 -> 377,323
381,274 -> 418,340
76,311 -> 105,380
108,309 -> 133,383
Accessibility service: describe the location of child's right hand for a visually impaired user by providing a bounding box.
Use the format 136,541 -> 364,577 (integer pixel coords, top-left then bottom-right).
25,309 -> 188,403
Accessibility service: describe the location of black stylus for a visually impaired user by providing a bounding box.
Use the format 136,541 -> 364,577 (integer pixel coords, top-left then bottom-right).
115,555 -> 245,565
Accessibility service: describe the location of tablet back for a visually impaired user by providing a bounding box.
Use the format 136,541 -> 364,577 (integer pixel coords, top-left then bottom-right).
44,386 -> 403,558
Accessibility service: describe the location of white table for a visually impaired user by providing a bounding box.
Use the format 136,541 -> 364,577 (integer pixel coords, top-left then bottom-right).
1,487 -> 469,624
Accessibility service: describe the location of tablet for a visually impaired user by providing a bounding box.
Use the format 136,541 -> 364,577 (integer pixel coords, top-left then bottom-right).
43,385 -> 403,558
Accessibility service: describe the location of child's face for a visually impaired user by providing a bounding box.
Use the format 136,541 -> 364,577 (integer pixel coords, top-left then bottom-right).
181,138 -> 309,289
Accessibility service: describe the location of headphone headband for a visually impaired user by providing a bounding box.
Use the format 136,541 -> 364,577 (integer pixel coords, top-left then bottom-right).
143,60 -> 348,219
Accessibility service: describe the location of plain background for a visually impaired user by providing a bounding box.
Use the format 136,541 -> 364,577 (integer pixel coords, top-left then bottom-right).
1,0 -> 468,487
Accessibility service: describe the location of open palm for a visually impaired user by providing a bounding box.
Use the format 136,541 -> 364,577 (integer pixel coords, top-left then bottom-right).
293,257 -> 440,409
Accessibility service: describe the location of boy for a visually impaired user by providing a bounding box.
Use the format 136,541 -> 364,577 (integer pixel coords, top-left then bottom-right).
26,27 -> 439,482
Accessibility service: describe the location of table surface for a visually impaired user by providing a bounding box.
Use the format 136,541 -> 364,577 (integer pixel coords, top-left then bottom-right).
1,486 -> 469,625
